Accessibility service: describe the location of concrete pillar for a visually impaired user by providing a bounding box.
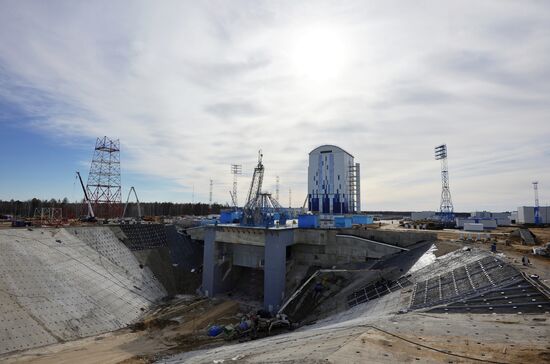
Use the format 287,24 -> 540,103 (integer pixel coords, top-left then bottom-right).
202,227 -> 216,297
263,229 -> 294,312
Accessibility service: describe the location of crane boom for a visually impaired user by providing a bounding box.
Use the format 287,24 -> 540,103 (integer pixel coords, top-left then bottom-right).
244,150 -> 264,209
76,171 -> 95,219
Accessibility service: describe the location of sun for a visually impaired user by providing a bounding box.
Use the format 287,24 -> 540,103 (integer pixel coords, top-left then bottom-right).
288,25 -> 350,82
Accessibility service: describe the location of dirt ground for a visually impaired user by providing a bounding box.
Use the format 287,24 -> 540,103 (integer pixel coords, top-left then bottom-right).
433,240 -> 461,257
2,298 -> 241,364
329,314 -> 550,364
531,227 -> 550,243
433,227 -> 550,288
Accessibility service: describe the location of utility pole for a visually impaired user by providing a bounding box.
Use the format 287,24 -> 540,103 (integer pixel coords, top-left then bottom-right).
289,187 -> 292,208
209,179 -> 213,208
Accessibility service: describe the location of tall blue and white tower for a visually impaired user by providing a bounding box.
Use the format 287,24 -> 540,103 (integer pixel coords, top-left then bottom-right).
435,144 -> 454,223
308,145 -> 361,214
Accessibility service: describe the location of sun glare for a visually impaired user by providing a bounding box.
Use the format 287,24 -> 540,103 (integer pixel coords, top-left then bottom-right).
288,25 -> 350,82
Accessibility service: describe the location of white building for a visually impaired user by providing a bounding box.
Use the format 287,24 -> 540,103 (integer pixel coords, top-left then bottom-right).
411,211 -> 438,221
468,211 -> 512,228
491,212 -> 512,226
469,211 -> 511,226
456,217 -> 498,230
470,211 -> 492,219
308,145 -> 360,214
464,223 -> 484,232
517,206 -> 550,224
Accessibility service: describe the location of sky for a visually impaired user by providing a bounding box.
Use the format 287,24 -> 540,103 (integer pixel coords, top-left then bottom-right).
0,0 -> 549,211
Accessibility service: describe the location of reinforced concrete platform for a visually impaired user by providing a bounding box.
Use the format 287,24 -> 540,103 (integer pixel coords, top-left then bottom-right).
195,225 -> 436,312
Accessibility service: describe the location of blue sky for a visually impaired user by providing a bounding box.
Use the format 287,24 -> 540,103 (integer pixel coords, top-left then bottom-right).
1,1 -> 549,211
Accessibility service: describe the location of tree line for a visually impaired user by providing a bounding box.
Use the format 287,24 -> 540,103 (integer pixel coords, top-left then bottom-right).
0,198 -> 228,219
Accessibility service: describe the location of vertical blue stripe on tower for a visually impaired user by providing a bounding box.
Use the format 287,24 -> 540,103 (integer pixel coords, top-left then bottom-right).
333,194 -> 341,213
320,154 -> 325,211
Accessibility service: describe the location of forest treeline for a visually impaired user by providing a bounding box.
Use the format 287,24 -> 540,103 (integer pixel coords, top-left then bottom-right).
0,198 -> 227,218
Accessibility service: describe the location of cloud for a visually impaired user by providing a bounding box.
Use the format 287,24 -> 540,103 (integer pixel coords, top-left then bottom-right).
0,0 -> 549,210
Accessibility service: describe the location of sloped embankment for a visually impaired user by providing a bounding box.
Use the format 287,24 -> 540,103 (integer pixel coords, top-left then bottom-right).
0,227 -> 167,355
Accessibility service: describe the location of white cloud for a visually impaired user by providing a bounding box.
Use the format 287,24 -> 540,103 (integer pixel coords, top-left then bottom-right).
0,0 -> 549,210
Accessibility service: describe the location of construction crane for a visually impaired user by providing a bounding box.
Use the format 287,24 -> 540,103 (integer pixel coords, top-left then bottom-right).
244,150 -> 265,209
122,186 -> 141,220
76,171 -> 96,221
241,150 -> 289,226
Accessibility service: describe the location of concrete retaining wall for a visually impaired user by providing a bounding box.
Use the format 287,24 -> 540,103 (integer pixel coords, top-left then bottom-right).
117,224 -> 203,295
0,227 -> 166,356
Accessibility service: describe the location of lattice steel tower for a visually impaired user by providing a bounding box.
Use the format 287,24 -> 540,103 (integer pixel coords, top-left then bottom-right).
533,181 -> 540,225
435,144 -> 454,223
230,164 -> 242,208
86,137 -> 122,218
209,179 -> 213,208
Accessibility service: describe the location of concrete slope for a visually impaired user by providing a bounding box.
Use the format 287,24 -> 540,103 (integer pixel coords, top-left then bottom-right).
0,227 -> 166,355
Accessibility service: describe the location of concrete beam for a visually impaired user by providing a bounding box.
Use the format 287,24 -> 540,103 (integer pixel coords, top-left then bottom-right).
335,234 -> 408,259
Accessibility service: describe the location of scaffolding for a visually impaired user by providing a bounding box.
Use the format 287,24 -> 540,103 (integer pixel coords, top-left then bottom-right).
86,137 -> 122,219
348,163 -> 358,213
33,207 -> 62,225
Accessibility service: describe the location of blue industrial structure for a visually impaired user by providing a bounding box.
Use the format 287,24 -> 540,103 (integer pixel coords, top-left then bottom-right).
220,210 -> 242,224
298,214 -> 319,228
334,216 -> 353,228
297,214 -> 372,228
435,144 -> 455,224
352,215 -> 373,225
